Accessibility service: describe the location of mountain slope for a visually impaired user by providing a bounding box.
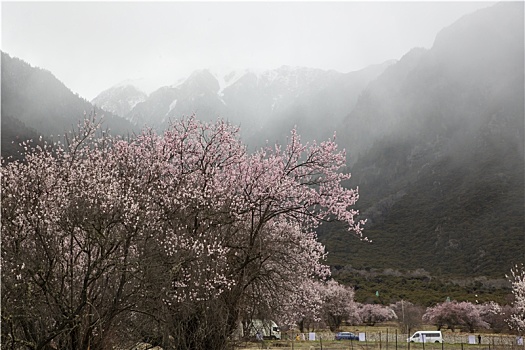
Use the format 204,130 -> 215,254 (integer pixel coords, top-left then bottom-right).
1,114 -> 48,162
95,62 -> 392,149
323,1 -> 524,278
1,51 -> 136,160
92,84 -> 147,118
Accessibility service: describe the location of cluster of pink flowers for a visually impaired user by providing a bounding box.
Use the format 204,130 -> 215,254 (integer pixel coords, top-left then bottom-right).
1,115 -> 365,348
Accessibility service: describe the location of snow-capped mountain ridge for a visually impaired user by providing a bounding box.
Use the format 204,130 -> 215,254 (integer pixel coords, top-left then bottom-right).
92,84 -> 147,119
93,63 -> 392,126
95,62 -> 393,147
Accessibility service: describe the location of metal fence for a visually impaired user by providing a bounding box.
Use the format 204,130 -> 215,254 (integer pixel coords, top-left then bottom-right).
270,330 -> 525,350
361,331 -> 522,346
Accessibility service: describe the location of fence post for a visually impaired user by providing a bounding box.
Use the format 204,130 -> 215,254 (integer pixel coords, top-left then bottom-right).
408,328 -> 411,350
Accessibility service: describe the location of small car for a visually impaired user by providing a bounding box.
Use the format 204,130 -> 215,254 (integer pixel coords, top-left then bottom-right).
335,331 -> 359,341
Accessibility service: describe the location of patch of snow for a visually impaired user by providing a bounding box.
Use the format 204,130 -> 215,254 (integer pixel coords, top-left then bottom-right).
271,94 -> 284,111
128,96 -> 144,111
217,69 -> 249,96
168,99 -> 178,113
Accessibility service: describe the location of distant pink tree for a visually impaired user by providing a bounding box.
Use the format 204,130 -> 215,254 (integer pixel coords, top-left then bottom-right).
1,115 -> 366,350
357,303 -> 396,326
284,280 -> 358,332
318,280 -> 357,331
423,301 -> 490,332
280,279 -> 324,332
423,301 -> 462,331
459,302 -> 492,333
478,301 -> 502,320
477,301 -> 504,332
507,264 -> 525,332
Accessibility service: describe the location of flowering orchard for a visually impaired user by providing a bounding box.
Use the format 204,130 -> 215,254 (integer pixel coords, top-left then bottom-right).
357,303 -> 397,326
280,280 -> 360,333
1,116 -> 365,350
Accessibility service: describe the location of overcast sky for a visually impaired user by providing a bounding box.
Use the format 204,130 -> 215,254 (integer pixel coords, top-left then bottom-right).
2,1 -> 495,100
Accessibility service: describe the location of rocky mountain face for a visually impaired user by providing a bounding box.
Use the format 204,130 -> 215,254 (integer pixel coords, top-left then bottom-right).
323,1 -> 524,278
91,84 -> 147,118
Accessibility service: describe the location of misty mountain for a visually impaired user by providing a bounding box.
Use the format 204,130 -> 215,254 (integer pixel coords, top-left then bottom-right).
231,63 -> 395,147
91,84 -> 147,118
2,2 -> 522,283
1,51 -> 137,160
93,62 -> 393,149
323,1 -> 524,278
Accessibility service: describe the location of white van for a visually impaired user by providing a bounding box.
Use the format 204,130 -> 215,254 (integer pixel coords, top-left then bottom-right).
407,331 -> 443,343
246,319 -> 281,340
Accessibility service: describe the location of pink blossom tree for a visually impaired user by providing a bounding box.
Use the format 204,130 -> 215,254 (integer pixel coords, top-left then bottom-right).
507,264 -> 525,332
422,300 -> 490,332
357,303 -> 396,326
318,280 -> 358,331
280,280 -> 358,333
1,116 -> 148,350
1,116 -> 365,350
477,301 -> 505,333
423,301 -> 462,331
274,279 -> 324,333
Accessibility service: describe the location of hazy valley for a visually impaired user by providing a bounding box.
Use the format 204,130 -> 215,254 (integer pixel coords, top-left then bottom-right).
2,2 -> 523,306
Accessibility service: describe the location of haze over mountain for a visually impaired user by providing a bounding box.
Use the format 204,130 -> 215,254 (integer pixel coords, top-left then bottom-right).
327,1 -> 524,278
1,2 -> 523,284
91,84 -> 148,119
92,62 -> 394,150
